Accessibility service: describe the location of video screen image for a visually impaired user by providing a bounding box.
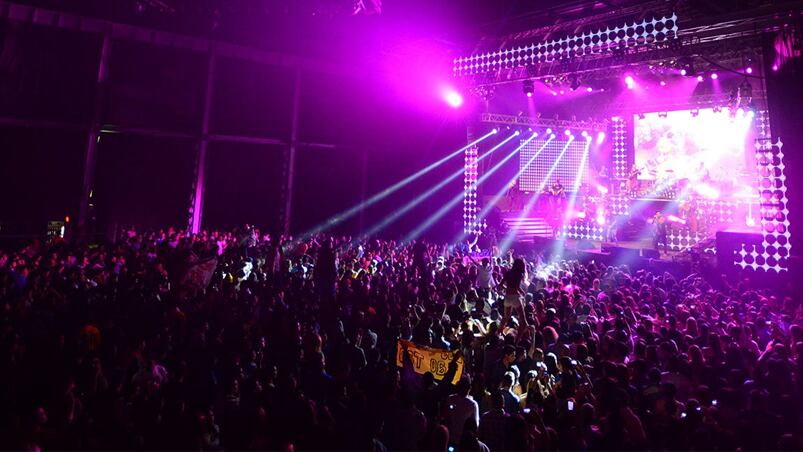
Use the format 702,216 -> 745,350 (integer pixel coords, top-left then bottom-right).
633,108 -> 757,198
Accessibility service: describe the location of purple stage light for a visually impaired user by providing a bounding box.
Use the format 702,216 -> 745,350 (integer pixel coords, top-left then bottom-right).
581,131 -> 588,137
586,87 -> 593,92
696,75 -> 704,82
564,129 -> 571,136
624,75 -> 634,85
559,89 -> 565,95
444,90 -> 463,108
596,131 -> 605,144
550,133 -> 556,139
660,81 -> 666,86
526,92 -> 533,97
551,91 -> 558,96
680,69 -> 687,76
746,67 -> 753,74
710,73 -> 718,80
772,64 -> 779,71
545,128 -> 552,134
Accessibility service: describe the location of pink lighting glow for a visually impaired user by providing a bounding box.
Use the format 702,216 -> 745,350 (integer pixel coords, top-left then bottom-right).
660,81 -> 666,86
586,87 -> 593,92
564,129 -> 571,136
526,92 -> 533,97
696,75 -> 704,82
596,131 -> 606,144
772,64 -> 779,71
667,215 -> 687,225
624,75 -> 634,85
746,67 -> 753,74
680,69 -> 687,76
694,183 -> 720,199
443,90 -> 463,108
710,73 -> 718,80
559,90 -> 565,95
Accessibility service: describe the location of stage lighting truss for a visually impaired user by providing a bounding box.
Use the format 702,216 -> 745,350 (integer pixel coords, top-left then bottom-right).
561,221 -> 605,241
611,118 -> 628,179
453,13 -> 678,76
667,229 -> 707,252
735,137 -> 791,272
463,145 -> 485,236
480,113 -> 608,132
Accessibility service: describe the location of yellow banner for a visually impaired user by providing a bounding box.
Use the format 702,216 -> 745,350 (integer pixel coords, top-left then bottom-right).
395,340 -> 463,385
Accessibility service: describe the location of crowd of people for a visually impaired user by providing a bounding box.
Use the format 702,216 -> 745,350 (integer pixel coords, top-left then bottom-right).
0,226 -> 801,450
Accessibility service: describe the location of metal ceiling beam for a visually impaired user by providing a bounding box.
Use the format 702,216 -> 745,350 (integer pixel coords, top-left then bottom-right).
479,112 -> 608,131
0,1 -> 355,78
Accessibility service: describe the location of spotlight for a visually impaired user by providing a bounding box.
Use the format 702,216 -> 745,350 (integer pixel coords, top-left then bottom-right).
581,131 -> 588,137
772,64 -> 779,71
545,128 -> 552,134
696,75 -> 704,82
746,67 -> 753,74
444,90 -> 463,108
660,81 -> 666,86
559,89 -> 565,95
551,91 -> 558,96
596,131 -> 605,144
491,128 -> 498,134
624,75 -> 634,85
550,133 -> 556,139
523,79 -> 534,97
586,87 -> 593,92
680,59 -> 696,77
710,73 -> 718,80
564,129 -> 571,136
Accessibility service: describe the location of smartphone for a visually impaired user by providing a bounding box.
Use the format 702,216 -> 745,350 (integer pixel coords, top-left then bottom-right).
712,399 -> 718,406
523,408 -> 531,414
567,400 -> 574,411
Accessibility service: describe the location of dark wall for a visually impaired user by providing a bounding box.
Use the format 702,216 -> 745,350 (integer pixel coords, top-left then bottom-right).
0,20 -> 468,241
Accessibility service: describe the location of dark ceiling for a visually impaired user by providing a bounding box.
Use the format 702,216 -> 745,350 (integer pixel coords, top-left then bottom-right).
6,0 -> 646,57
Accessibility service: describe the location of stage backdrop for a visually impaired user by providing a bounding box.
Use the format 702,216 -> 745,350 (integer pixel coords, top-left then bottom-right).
518,138 -> 590,192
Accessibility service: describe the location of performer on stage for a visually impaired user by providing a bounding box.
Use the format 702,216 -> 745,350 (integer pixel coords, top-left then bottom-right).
627,164 -> 641,196
505,180 -> 518,212
652,212 -> 668,255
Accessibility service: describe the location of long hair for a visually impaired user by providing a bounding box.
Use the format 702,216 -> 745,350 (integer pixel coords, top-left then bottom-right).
505,258 -> 526,287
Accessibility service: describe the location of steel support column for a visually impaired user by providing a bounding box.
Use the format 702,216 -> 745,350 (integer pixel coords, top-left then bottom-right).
189,49 -> 217,234
283,66 -> 302,236
77,31 -> 111,235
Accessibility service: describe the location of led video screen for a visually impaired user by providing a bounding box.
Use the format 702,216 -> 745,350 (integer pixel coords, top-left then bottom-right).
633,108 -> 757,191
